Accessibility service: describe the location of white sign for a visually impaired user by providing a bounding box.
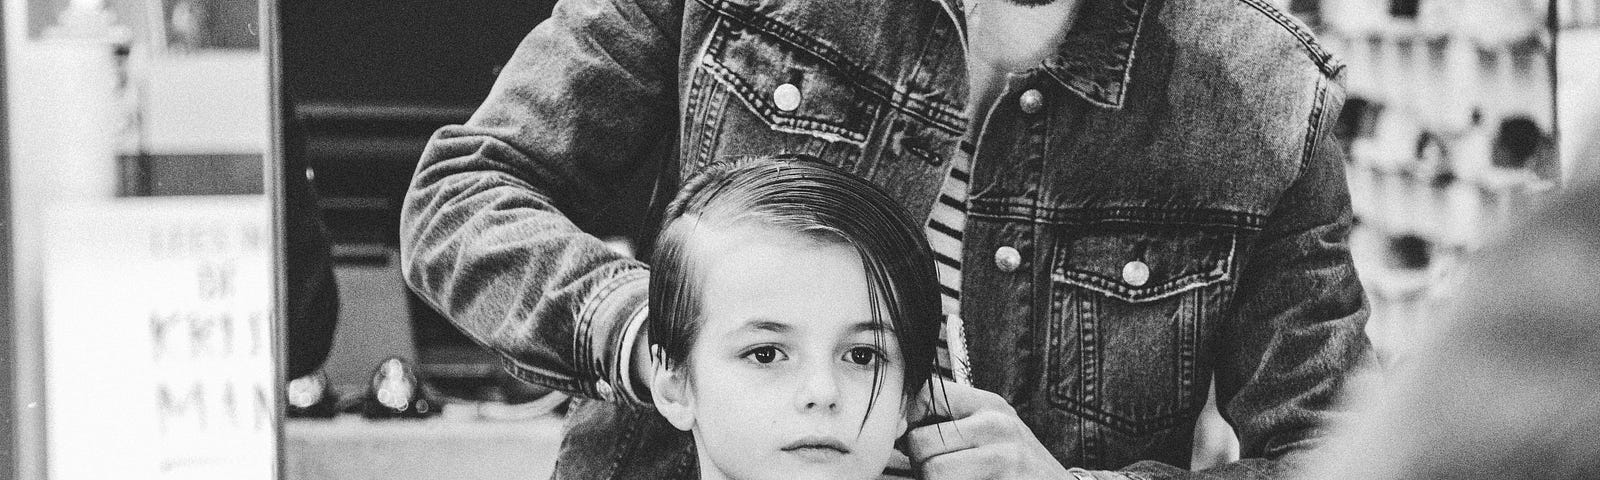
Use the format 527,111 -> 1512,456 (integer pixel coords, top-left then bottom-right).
44,196 -> 275,480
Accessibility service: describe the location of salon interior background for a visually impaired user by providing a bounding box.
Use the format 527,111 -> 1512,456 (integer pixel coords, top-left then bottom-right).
4,0 -> 1600,479
32,0 -> 1585,381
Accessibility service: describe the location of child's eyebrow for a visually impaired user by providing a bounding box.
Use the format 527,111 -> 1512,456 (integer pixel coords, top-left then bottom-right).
737,320 -> 793,333
733,320 -> 896,334
849,321 -> 895,334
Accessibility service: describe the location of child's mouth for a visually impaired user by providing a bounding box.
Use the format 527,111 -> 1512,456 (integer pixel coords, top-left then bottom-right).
782,437 -> 851,460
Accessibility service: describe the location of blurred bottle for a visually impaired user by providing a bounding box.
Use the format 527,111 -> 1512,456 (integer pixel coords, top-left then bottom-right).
361,357 -> 439,419
285,371 -> 338,418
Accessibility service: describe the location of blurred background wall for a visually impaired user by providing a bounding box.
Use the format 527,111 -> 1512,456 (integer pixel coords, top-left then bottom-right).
1288,0 -> 1588,364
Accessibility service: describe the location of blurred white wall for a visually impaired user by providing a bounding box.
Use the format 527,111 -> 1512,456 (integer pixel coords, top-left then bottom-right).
1560,29 -> 1600,186
4,1 -> 270,479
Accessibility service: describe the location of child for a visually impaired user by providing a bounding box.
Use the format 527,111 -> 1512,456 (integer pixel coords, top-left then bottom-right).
647,155 -> 942,480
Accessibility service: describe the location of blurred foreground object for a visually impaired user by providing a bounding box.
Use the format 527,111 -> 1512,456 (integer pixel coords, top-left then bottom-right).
361,357 -> 439,419
1301,179 -> 1600,478
286,371 -> 339,418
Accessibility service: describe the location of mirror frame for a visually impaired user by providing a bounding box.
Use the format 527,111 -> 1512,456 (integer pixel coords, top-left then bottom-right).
263,0 -> 288,477
1,2 -> 15,476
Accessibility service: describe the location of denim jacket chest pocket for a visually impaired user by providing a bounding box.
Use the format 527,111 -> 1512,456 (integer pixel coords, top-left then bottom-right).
681,16 -> 881,174
1045,224 -> 1239,435
677,3 -> 964,216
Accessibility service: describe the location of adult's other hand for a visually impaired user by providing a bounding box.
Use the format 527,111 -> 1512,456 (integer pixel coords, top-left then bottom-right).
903,379 -> 1072,479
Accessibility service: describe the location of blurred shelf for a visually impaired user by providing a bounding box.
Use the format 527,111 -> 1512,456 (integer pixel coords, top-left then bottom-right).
1307,0 -> 1568,362
285,415 -> 563,480
296,101 -> 477,124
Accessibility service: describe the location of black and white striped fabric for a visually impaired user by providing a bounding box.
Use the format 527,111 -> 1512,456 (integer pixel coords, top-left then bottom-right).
879,141 -> 977,480
927,141 -> 974,386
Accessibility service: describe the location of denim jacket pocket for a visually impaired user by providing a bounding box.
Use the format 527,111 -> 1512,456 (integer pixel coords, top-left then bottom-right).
681,14 -> 887,172
1045,224 -> 1236,435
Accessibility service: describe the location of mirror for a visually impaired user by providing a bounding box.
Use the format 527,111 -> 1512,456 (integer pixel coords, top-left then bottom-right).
272,1 -> 575,479
265,1 -> 1574,479
0,0 -> 1580,478
2,7 -> 14,477
4,0 -> 276,478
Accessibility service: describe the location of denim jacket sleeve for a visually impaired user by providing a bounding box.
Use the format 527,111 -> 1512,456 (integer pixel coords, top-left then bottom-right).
399,0 -> 682,404
1121,74 -> 1372,480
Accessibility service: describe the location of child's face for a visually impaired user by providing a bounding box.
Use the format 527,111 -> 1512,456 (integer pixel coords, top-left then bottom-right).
654,226 -> 909,480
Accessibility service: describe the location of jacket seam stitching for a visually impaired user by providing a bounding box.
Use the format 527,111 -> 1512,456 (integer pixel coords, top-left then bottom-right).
699,21 -> 870,144
1049,233 -> 1236,303
573,292 -> 597,397
966,201 -> 1268,229
969,212 -> 1260,231
503,361 -> 586,393
1234,0 -> 1344,78
1301,77 -> 1330,178
1111,0 -> 1154,108
1039,0 -> 1151,109
685,18 -> 723,166
604,407 -> 639,480
576,265 -> 648,399
1044,395 -> 1197,435
405,257 -> 593,395
692,0 -> 966,134
702,57 -> 870,144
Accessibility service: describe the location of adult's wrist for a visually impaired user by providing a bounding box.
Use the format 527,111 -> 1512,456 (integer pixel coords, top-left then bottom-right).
1067,468 -> 1134,480
582,267 -> 650,404
619,302 -> 652,404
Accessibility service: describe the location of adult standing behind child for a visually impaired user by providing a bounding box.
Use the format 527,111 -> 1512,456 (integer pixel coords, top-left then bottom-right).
400,0 -> 1372,478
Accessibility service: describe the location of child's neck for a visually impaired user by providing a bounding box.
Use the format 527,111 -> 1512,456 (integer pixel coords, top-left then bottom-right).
696,445 -> 732,480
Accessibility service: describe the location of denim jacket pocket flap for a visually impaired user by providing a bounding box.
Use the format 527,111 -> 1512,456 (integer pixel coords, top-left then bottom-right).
1050,227 -> 1236,304
701,20 -> 884,146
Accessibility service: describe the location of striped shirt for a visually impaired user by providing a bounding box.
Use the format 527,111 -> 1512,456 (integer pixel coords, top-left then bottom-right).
928,142 -> 975,386
880,140 -> 976,480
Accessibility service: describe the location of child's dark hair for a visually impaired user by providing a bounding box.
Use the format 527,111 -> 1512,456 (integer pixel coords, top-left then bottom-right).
648,154 -> 940,401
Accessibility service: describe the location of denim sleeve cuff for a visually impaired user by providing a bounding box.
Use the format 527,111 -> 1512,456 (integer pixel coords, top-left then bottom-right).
613,301 -> 651,405
578,267 -> 650,405
1067,468 -> 1134,480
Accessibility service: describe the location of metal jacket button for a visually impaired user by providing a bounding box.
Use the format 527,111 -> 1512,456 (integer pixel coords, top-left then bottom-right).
1122,260 -> 1150,287
1019,89 -> 1044,114
994,246 -> 1022,272
773,83 -> 802,111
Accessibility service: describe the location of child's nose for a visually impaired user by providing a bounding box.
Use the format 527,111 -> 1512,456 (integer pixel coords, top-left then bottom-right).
795,361 -> 841,413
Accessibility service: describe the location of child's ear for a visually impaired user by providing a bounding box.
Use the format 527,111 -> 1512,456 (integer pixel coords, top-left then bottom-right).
650,346 -> 696,432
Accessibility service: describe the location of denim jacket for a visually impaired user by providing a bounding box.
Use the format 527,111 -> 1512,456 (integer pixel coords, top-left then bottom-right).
400,0 -> 1371,478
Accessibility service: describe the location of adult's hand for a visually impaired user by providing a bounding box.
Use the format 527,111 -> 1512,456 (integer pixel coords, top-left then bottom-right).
903,379 -> 1072,479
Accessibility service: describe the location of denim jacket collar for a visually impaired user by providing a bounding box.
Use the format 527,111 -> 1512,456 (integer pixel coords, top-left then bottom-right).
935,0 -> 1151,110
1042,0 -> 1150,109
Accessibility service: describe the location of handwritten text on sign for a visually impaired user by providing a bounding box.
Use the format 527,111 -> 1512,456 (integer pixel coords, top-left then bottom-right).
45,197 -> 274,480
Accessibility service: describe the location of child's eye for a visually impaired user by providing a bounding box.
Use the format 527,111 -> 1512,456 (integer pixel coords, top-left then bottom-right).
844,347 -> 883,366
742,346 -> 787,364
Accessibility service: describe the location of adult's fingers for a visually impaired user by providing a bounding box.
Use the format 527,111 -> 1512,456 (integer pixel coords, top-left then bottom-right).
903,418 -> 976,461
901,409 -> 1021,462
918,444 -> 1011,480
908,378 -> 1014,424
